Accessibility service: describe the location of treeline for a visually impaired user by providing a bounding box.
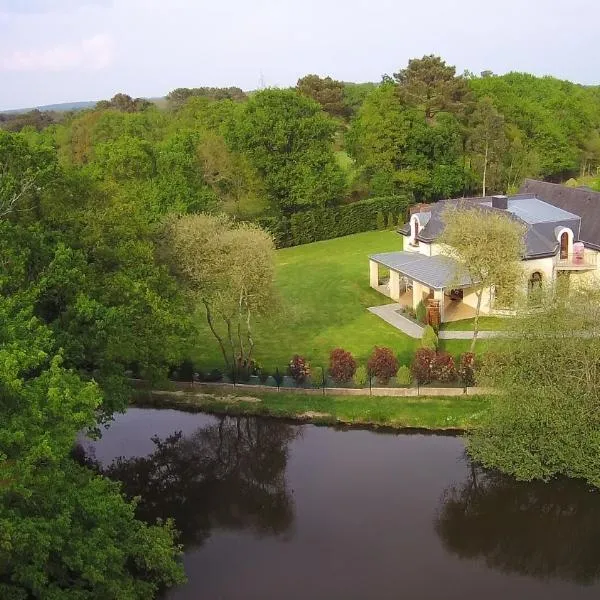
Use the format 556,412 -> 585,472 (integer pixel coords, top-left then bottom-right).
4,56 -> 600,230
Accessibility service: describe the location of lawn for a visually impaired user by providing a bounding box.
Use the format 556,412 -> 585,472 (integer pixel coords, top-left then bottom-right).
440,316 -> 509,332
138,387 -> 491,431
189,230 -> 482,372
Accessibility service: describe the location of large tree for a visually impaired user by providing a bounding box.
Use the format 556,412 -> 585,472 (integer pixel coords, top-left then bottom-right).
393,55 -> 471,121
225,89 -> 345,214
439,203 -> 525,351
164,214 -> 277,375
468,286 -> 600,488
296,74 -> 349,118
467,96 -> 507,195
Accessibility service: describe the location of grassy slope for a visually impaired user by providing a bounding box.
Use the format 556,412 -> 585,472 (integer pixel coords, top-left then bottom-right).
440,316 -> 508,332
190,230 -> 493,371
138,388 -> 491,431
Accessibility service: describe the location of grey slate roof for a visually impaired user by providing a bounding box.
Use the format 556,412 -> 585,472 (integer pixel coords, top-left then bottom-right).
370,251 -> 473,290
518,179 -> 600,251
400,189 -> 590,259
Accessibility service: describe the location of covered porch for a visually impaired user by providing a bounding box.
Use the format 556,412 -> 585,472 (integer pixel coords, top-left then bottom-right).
369,251 -> 477,324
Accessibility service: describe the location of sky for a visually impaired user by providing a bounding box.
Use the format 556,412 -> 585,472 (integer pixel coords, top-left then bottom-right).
0,0 -> 599,110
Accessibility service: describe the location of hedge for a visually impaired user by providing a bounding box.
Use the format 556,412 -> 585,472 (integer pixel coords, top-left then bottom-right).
256,195 -> 412,248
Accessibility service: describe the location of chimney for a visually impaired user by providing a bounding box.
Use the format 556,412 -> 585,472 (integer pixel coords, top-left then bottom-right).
491,195 -> 508,210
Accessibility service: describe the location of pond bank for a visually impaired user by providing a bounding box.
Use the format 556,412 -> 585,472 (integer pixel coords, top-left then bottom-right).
132,386 -> 491,432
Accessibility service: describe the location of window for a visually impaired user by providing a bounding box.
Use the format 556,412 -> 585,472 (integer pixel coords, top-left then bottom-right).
560,232 -> 569,260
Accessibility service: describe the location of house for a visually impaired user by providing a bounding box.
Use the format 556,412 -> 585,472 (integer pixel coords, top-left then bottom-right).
368,180 -> 600,324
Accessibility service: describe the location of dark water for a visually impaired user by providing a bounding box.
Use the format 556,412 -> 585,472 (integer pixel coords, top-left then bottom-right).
83,408 -> 600,600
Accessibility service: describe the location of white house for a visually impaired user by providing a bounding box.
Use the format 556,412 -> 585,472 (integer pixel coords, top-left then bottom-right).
368,180 -> 600,324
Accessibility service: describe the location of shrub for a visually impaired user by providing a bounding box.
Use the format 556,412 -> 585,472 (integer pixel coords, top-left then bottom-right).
288,355 -> 310,385
204,368 -> 223,382
311,366 -> 325,388
367,347 -> 398,385
432,351 -> 457,383
411,348 -> 436,385
396,365 -> 412,386
386,212 -> 396,229
420,325 -> 438,350
457,352 -> 477,387
329,348 -> 357,384
376,210 -> 386,230
416,300 -> 428,324
273,367 -> 284,388
353,365 -> 368,387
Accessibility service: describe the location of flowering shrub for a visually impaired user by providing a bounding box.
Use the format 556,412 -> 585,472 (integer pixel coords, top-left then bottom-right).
432,351 -> 457,383
411,348 -> 436,384
367,347 -> 398,385
457,352 -> 477,387
288,354 -> 311,384
329,348 -> 357,384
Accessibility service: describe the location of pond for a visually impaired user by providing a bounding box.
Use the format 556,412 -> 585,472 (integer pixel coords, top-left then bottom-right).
82,408 -> 600,600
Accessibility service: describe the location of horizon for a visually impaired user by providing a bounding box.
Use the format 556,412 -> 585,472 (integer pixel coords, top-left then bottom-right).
1,0 -> 599,111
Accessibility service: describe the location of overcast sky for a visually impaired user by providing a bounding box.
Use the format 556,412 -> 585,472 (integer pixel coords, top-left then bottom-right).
0,0 -> 598,110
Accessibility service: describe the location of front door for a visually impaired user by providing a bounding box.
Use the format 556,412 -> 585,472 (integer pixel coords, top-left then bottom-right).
560,232 -> 569,260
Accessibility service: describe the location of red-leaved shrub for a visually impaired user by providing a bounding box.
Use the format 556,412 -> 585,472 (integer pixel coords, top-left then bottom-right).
288,354 -> 310,384
457,352 -> 476,388
367,347 -> 398,384
411,348 -> 436,385
329,348 -> 357,384
432,351 -> 457,383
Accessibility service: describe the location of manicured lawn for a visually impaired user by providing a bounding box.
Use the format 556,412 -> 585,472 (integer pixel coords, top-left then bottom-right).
190,230 -> 478,372
440,316 -> 509,332
138,387 -> 491,431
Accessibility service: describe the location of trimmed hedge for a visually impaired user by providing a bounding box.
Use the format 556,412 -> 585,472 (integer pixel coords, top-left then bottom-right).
257,195 -> 412,248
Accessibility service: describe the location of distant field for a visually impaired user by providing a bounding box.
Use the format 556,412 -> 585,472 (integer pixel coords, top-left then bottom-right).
190,230 -> 492,372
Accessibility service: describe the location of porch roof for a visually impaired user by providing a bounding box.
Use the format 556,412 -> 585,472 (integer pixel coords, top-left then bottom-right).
369,251 -> 473,290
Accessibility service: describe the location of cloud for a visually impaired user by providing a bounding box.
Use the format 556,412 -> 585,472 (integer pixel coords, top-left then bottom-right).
0,34 -> 115,72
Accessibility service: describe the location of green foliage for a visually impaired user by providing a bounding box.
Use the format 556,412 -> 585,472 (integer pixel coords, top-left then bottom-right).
296,74 -> 349,119
258,195 -> 411,248
396,365 -> 412,385
353,364 -> 369,387
415,300 -> 427,324
311,365 -> 325,388
468,287 -> 600,488
420,325 -> 438,350
225,88 -> 345,214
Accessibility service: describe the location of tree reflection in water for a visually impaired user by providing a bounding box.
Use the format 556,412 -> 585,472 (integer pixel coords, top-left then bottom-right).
82,416 -> 298,548
435,461 -> 600,584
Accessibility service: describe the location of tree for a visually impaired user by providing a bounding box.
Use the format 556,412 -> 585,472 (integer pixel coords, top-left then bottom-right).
393,55 -> 471,121
439,203 -> 525,351
0,284 -> 184,598
96,93 -> 152,112
296,74 -> 349,118
225,89 -> 345,214
468,286 -> 600,488
165,87 -> 246,109
164,214 -> 277,373
468,96 -> 506,195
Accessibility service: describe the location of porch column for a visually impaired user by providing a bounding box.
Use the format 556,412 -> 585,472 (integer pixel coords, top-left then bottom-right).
369,260 -> 379,289
412,281 -> 424,309
434,288 -> 445,323
389,270 -> 400,301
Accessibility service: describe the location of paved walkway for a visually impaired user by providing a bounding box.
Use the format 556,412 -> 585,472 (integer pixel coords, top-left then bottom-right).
367,303 -> 502,339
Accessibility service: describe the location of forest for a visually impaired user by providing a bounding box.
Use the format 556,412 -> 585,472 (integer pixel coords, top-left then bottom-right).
2,55 -> 600,598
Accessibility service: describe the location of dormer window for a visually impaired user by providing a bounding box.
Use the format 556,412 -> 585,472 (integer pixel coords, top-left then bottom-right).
555,227 -> 574,262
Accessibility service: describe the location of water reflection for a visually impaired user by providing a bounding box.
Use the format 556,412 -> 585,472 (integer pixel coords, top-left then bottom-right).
435,462 -> 600,584
83,415 -> 298,547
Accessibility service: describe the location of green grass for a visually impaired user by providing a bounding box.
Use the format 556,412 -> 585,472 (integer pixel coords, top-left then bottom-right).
190,230 -> 482,372
440,316 -> 508,332
137,387 -> 491,431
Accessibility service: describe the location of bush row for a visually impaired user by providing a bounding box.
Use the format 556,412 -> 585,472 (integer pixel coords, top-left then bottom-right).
167,346 -> 478,389
256,195 -> 412,248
